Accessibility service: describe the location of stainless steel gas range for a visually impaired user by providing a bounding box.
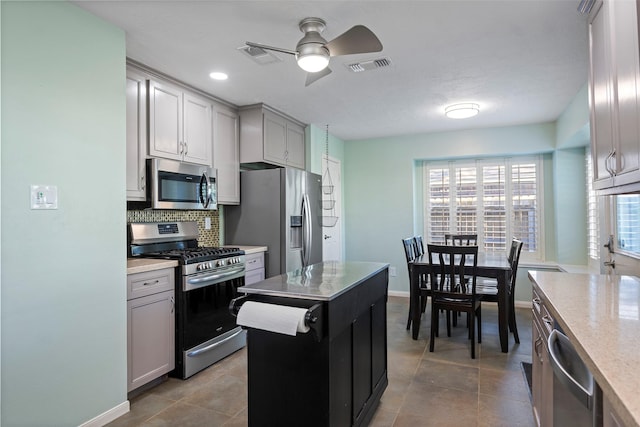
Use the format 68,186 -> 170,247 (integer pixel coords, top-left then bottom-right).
128,221 -> 246,379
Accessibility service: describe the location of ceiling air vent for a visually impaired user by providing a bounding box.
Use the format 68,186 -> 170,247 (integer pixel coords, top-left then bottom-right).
346,57 -> 393,73
237,45 -> 283,65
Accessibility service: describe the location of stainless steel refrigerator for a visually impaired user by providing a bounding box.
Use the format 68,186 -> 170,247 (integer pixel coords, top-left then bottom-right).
224,168 -> 323,277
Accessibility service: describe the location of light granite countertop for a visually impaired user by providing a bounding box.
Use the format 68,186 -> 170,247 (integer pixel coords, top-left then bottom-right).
127,258 -> 178,274
223,245 -> 267,255
528,271 -> 640,427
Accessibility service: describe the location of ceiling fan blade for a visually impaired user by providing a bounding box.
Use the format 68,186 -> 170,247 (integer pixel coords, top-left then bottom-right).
324,25 -> 383,57
305,67 -> 332,87
245,41 -> 297,56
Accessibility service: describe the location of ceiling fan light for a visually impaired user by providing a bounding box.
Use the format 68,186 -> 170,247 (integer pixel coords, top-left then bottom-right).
445,103 -> 480,119
297,44 -> 330,72
297,53 -> 329,72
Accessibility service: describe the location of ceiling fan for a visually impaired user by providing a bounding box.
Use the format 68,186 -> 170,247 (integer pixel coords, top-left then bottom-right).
246,17 -> 383,86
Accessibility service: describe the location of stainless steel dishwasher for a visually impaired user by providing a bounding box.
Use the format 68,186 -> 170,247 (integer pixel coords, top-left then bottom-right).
548,328 -> 602,426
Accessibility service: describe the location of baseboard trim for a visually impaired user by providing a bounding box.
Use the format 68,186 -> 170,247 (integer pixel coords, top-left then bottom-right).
79,400 -> 130,427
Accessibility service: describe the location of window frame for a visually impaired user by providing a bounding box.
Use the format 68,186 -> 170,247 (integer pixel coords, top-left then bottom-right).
423,155 -> 545,262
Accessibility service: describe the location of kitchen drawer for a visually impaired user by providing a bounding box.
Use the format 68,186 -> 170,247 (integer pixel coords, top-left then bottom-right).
127,268 -> 175,300
245,252 -> 264,272
245,268 -> 265,286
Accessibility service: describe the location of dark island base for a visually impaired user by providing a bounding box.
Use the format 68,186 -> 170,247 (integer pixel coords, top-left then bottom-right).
244,268 -> 389,426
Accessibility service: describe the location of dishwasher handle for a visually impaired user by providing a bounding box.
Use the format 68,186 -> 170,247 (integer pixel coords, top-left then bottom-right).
548,329 -> 595,410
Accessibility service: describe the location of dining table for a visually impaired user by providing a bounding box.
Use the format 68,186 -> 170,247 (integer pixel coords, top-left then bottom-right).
408,251 -> 512,353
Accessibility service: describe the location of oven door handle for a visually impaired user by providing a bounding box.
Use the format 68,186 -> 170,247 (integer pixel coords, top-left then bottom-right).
187,329 -> 244,357
186,267 -> 245,286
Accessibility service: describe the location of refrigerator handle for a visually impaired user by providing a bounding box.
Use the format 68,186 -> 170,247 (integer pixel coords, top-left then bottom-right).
302,194 -> 312,266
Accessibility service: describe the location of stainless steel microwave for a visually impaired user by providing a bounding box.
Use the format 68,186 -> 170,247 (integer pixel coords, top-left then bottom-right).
148,158 -> 217,210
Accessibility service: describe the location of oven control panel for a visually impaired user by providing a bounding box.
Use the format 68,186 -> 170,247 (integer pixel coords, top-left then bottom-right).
195,257 -> 244,272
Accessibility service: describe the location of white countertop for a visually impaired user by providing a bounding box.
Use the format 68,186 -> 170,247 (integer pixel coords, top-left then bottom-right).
528,271 -> 640,427
127,258 -> 178,274
224,245 -> 267,255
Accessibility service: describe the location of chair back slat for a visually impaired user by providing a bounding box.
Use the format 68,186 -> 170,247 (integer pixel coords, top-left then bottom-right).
402,237 -> 416,263
413,235 -> 425,257
444,233 -> 478,246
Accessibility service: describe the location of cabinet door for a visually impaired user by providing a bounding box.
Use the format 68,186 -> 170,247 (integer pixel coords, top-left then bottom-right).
286,122 -> 305,169
213,105 -> 240,204
126,70 -> 147,201
183,92 -> 212,166
263,110 -> 287,165
610,0 -> 640,187
127,290 -> 175,392
532,317 -> 544,427
589,0 -> 616,189
148,80 -> 183,161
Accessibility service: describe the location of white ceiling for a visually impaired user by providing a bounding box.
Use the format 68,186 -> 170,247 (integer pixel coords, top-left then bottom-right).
74,0 -> 589,141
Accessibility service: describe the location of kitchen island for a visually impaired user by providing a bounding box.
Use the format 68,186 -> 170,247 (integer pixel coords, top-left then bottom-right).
529,271 -> 640,427
233,261 -> 389,427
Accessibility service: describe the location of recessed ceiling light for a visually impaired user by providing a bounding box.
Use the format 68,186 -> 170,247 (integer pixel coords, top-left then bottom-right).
445,103 -> 480,119
209,72 -> 228,81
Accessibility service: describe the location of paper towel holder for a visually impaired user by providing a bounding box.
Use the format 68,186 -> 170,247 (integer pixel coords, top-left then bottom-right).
229,296 -> 324,342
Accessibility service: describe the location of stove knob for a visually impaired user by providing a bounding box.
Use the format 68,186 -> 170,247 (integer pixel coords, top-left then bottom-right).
208,262 -> 213,269
197,264 -> 203,271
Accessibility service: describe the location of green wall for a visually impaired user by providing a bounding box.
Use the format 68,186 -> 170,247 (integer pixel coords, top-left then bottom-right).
1,2 -> 127,425
341,117 -> 589,299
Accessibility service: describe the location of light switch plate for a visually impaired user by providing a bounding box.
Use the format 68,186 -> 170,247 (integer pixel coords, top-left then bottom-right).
31,185 -> 58,210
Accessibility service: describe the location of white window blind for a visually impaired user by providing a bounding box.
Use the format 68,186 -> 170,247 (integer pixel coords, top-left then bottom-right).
616,194 -> 640,255
424,156 -> 543,259
586,152 -> 600,261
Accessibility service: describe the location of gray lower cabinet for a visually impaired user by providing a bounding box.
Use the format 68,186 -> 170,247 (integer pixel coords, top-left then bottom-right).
244,252 -> 265,285
531,285 -> 553,427
127,268 -> 175,392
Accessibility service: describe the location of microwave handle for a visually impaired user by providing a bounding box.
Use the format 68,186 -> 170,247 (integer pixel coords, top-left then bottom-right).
200,172 -> 211,208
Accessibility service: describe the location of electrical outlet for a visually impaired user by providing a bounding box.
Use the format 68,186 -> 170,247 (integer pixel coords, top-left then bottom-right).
389,266 -> 397,277
204,217 -> 211,230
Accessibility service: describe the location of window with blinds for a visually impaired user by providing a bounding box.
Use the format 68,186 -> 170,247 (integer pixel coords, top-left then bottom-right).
616,194 -> 640,255
424,156 -> 543,259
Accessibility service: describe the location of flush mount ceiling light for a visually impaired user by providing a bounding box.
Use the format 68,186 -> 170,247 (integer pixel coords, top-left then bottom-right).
445,103 -> 480,119
209,71 -> 228,81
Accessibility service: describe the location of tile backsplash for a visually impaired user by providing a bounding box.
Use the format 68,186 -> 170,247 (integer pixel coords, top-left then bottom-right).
127,210 -> 220,247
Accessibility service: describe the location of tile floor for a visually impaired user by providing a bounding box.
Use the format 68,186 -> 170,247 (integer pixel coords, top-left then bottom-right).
107,296 -> 534,427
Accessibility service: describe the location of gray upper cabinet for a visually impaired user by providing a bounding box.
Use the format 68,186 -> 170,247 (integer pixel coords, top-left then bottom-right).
240,104 -> 306,169
589,0 -> 640,193
213,103 -> 240,204
148,79 -> 212,166
126,68 -> 148,201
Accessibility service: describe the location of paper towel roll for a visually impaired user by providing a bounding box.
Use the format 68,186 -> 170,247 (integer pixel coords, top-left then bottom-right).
236,301 -> 310,336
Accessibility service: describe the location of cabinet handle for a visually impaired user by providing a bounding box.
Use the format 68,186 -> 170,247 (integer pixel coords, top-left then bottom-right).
184,141 -> 188,156
534,336 -> 543,362
143,280 -> 160,286
606,149 -> 617,177
140,175 -> 145,190
170,296 -> 175,314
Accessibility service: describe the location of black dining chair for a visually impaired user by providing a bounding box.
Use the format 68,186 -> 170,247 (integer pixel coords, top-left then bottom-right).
427,243 -> 481,359
403,237 -> 417,330
403,237 -> 431,330
477,238 -> 524,343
